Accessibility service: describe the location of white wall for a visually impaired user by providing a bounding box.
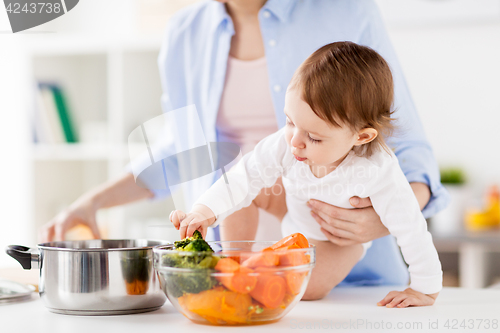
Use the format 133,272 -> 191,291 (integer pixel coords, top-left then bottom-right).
377,0 -> 500,191
0,17 -> 33,267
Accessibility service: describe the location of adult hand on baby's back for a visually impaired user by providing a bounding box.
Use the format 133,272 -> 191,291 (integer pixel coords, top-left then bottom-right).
307,197 -> 389,246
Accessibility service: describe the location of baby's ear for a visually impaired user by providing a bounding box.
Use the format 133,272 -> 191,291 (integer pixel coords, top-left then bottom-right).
354,128 -> 378,146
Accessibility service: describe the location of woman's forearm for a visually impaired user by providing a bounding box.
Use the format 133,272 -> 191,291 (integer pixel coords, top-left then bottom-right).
87,173 -> 154,211
410,182 -> 432,211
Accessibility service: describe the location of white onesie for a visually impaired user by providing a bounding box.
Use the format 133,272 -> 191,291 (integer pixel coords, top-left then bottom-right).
195,128 -> 443,294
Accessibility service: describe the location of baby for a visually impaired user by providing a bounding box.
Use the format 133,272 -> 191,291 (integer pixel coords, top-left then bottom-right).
170,41 -> 442,307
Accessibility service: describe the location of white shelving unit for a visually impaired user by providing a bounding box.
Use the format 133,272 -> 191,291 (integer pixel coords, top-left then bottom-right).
27,34 -> 178,241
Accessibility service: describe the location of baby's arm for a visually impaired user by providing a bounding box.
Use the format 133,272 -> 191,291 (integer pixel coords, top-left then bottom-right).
193,128 -> 291,228
367,155 -> 443,307
170,129 -> 291,238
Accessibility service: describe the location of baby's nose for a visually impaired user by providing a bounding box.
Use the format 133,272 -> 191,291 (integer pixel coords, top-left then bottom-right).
291,136 -> 306,149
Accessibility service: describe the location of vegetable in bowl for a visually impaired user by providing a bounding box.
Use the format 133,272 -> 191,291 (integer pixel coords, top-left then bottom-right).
161,230 -> 220,298
172,230 -> 214,252
154,233 -> 316,325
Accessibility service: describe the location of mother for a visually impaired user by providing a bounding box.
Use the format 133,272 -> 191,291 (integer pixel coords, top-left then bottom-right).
40,0 -> 448,297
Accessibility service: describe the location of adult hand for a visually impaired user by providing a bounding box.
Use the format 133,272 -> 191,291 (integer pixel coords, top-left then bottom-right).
39,197 -> 101,243
307,197 -> 389,246
38,173 -> 155,243
307,182 -> 431,246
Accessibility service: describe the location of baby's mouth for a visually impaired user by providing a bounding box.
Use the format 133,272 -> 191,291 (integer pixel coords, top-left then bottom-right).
293,154 -> 307,162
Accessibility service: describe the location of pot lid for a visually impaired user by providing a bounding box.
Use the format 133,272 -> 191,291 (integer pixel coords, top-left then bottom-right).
0,279 -> 35,304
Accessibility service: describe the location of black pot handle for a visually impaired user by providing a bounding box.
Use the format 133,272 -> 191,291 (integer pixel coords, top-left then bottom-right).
6,245 -> 36,270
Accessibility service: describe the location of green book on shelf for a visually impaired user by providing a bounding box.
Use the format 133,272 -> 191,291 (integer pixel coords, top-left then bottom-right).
47,84 -> 78,143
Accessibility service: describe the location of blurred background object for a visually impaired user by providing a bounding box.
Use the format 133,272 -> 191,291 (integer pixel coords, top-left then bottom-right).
431,167 -> 468,235
465,185 -> 500,231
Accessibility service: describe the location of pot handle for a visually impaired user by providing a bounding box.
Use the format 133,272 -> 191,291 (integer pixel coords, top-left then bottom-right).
6,245 -> 40,270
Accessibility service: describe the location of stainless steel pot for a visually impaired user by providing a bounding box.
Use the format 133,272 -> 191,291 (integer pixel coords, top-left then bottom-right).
6,239 -> 170,315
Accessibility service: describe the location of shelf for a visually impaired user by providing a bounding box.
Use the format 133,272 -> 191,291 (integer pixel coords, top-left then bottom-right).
26,33 -> 168,240
32,143 -> 128,160
31,142 -> 151,162
33,53 -> 108,133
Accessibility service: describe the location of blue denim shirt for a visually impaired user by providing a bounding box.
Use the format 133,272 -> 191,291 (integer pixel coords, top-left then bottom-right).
150,0 -> 449,286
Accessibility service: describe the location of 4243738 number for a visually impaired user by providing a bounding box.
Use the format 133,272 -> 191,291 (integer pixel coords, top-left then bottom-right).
6,2 -> 62,14
444,319 -> 498,330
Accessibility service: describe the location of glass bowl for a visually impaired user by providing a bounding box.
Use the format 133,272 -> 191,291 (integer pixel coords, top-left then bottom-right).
153,241 -> 316,325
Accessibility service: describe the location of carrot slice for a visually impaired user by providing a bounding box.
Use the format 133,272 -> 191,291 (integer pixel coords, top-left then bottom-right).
278,250 -> 309,266
178,287 -> 252,325
241,250 -> 279,268
285,272 -> 307,295
218,250 -> 241,263
230,266 -> 257,294
215,258 -> 257,294
215,258 -> 240,273
267,233 -> 309,251
249,273 -> 286,309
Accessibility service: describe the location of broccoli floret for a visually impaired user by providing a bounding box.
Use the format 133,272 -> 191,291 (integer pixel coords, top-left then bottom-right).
182,239 -> 214,253
173,238 -> 191,249
174,230 -> 209,250
192,230 -> 204,240
161,253 -> 185,268
197,256 -> 219,269
167,271 -> 219,298
162,254 -> 220,298
162,231 -> 219,297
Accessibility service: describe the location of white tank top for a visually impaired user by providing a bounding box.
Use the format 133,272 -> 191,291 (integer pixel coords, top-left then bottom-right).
216,56 -> 279,155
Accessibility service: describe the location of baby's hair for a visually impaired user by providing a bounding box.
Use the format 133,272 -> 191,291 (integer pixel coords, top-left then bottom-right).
289,41 -> 395,157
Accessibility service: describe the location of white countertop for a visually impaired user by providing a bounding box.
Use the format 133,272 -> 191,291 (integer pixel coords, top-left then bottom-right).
2,286 -> 500,333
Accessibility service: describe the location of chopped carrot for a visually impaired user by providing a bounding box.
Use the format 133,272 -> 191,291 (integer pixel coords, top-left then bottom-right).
230,266 -> 257,294
178,287 -> 252,325
278,250 -> 309,266
268,233 -> 309,250
219,250 -> 241,263
250,293 -> 296,320
241,250 -> 279,268
215,257 -> 240,273
285,272 -> 307,295
249,273 -> 286,309
215,258 -> 257,294
228,255 -> 241,263
217,267 -> 257,294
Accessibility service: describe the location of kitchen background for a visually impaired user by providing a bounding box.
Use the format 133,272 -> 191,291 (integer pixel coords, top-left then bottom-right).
0,0 -> 499,288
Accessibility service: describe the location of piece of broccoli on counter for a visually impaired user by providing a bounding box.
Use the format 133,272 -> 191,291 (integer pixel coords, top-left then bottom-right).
161,230 -> 219,298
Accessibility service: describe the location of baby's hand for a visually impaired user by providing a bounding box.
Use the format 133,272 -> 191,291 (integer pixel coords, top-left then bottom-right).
169,205 -> 216,239
377,288 -> 439,308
